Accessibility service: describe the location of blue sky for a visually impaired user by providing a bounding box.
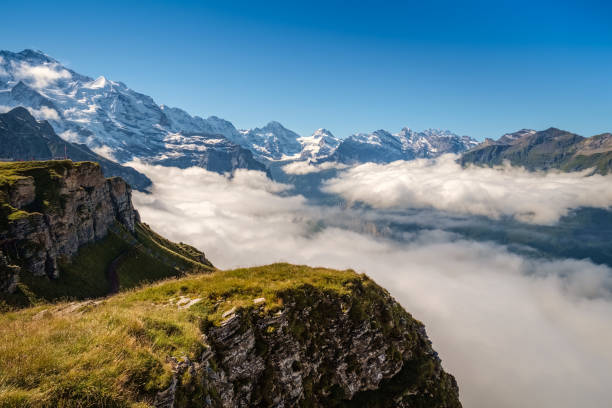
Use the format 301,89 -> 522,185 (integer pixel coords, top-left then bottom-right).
2,0 -> 611,139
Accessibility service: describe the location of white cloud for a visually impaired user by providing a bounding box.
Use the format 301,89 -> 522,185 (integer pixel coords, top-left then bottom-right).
322,154 -> 612,224
59,130 -> 81,143
0,105 -> 59,120
282,160 -> 349,175
91,145 -> 118,161
130,162 -> 612,408
12,61 -> 71,88
26,106 -> 59,120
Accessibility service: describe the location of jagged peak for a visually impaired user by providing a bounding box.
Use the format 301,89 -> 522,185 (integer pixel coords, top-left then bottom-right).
0,49 -> 58,64
312,128 -> 335,138
263,120 -> 289,130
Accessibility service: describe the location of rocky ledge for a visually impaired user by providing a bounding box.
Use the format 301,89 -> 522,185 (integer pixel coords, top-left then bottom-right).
154,267 -> 461,408
0,160 -> 137,289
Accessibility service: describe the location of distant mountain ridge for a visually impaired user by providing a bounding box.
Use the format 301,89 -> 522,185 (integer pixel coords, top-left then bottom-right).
0,49 -> 480,171
460,127 -> 612,174
228,125 -> 478,164
326,128 -> 479,164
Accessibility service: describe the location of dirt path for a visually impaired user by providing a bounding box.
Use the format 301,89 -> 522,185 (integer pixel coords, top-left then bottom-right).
106,251 -> 130,294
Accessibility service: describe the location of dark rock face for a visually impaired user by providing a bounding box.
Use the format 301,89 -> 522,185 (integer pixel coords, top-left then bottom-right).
0,107 -> 152,190
460,128 -> 612,174
0,251 -> 20,293
155,283 -> 462,408
0,161 -> 138,285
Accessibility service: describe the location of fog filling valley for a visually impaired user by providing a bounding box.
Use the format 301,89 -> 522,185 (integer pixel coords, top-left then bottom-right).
130,159 -> 612,408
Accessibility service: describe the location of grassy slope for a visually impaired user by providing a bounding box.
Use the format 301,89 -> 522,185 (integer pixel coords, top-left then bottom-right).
0,264 -> 368,408
2,222 -> 214,308
0,160 -> 214,308
461,133 -> 612,174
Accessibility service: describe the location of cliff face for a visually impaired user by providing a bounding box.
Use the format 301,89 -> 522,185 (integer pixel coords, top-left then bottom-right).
0,160 -> 137,287
155,271 -> 461,408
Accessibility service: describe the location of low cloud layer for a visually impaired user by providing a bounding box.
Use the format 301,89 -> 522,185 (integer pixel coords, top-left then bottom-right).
323,155 -> 612,224
130,162 -> 612,408
0,105 -> 59,120
282,160 -> 349,175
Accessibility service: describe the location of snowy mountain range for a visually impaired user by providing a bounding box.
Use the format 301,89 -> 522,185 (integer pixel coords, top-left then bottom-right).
227,124 -> 477,164
0,49 -> 480,175
323,128 -> 478,164
0,49 -> 264,173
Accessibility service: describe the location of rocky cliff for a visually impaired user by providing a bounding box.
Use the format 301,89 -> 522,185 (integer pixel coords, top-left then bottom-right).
0,160 -> 137,286
158,273 -> 461,408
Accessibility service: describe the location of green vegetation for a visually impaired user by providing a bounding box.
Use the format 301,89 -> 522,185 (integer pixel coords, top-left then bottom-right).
562,152 -> 612,174
0,264 -> 367,407
0,160 -> 213,309
460,129 -> 612,175
1,222 -> 214,308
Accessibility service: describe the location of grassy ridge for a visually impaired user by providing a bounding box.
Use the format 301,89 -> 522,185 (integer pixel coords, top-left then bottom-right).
0,264 -> 363,407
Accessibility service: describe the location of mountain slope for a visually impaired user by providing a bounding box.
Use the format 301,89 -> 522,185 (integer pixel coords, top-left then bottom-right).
0,49 -> 266,173
0,263 -> 461,408
0,107 -> 151,190
460,128 -> 612,174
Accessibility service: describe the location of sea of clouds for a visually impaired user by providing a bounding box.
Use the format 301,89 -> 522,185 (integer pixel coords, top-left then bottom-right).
130,160 -> 612,408
322,155 -> 612,224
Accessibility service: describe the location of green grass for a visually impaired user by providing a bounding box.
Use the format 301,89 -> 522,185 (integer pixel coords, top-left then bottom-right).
1,222 -> 214,309
562,152 -> 612,174
0,264 -> 369,408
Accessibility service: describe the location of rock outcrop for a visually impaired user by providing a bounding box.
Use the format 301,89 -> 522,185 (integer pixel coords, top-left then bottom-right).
155,280 -> 461,408
0,160 -> 138,287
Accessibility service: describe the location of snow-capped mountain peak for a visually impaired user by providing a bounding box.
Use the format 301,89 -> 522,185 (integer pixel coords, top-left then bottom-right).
297,128 -> 340,161
327,127 -> 479,164
0,49 -> 265,173
235,121 -> 302,160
